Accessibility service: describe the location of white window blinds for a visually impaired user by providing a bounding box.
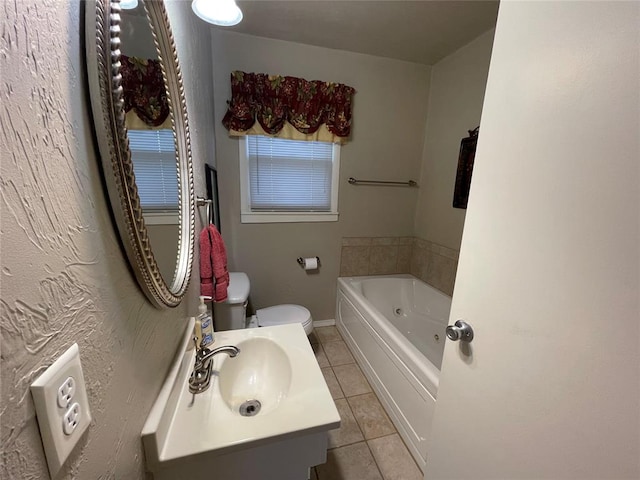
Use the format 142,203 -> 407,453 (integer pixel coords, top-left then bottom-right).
128,129 -> 179,211
247,135 -> 334,211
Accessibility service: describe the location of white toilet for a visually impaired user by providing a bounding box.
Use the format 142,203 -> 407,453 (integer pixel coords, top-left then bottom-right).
213,272 -> 314,335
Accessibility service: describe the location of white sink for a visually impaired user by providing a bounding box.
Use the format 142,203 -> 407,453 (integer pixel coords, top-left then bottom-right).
142,320 -> 340,480
218,337 -> 292,415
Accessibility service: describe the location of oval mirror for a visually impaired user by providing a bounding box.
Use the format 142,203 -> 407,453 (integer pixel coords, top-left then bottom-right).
85,0 -> 195,308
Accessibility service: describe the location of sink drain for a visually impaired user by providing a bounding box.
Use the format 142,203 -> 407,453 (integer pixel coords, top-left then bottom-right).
239,399 -> 262,417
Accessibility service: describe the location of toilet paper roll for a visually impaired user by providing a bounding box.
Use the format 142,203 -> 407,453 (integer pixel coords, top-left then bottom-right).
302,257 -> 318,270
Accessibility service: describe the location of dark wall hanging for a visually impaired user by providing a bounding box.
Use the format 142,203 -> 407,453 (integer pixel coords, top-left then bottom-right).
205,164 -> 221,232
453,127 -> 479,209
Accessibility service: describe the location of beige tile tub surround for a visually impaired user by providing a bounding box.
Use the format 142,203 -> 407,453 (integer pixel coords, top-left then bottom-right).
340,237 -> 414,277
410,237 -> 459,295
339,236 -> 459,296
311,326 -> 422,480
339,245 -> 372,277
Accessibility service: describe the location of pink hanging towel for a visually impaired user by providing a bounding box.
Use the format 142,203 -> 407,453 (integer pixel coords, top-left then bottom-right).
199,224 -> 229,302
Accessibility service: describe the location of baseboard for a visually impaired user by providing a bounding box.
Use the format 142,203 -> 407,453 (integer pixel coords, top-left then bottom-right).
313,319 -> 335,327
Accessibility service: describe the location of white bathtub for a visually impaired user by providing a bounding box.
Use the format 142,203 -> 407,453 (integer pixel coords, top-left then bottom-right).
336,274 -> 451,470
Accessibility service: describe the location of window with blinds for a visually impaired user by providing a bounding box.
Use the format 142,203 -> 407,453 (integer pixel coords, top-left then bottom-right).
239,135 -> 340,223
128,129 -> 179,212
245,135 -> 337,211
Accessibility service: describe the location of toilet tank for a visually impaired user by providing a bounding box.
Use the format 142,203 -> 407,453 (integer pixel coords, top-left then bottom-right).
213,272 -> 250,331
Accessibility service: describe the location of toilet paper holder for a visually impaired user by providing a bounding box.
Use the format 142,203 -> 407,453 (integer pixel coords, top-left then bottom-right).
297,257 -> 320,268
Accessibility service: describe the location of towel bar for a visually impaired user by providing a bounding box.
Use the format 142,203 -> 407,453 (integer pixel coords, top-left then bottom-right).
348,177 -> 418,187
196,196 -> 213,225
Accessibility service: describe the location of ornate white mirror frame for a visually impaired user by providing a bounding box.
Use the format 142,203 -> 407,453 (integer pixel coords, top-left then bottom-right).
85,0 -> 195,308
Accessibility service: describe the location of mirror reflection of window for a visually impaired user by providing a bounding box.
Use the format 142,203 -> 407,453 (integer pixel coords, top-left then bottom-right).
118,5 -> 182,287
128,126 -> 181,284
128,129 -> 179,213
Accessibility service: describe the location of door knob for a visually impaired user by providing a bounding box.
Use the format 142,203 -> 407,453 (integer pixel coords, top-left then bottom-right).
446,320 -> 474,342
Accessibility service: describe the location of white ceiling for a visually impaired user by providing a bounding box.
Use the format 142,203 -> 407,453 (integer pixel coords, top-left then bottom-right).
225,1 -> 499,65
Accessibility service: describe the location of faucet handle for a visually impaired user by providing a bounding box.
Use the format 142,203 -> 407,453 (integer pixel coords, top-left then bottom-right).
192,335 -> 209,352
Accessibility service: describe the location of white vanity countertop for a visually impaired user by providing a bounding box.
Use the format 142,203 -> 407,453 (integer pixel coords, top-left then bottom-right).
142,322 -> 340,470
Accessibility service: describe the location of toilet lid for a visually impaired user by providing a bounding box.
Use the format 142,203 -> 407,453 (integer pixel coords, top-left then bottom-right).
256,304 -> 312,328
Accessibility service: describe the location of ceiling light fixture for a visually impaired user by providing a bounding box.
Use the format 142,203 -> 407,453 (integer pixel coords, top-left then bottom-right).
120,0 -> 139,10
192,0 -> 243,26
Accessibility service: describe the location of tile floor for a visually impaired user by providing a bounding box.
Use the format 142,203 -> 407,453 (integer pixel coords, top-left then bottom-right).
308,326 -> 423,480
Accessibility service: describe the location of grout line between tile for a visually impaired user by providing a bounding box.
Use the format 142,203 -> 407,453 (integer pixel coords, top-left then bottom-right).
395,432 -> 423,473
369,432 -> 396,439
364,439 -> 386,480
344,391 -> 374,400
330,396 -> 365,450
362,430 -> 397,440
327,437 -> 367,451
346,395 -> 397,440
370,433 -> 423,474
328,328 -> 414,477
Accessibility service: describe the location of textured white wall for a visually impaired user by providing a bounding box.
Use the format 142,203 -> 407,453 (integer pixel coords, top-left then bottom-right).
414,29 -> 495,250
211,30 -> 431,320
0,0 -> 213,478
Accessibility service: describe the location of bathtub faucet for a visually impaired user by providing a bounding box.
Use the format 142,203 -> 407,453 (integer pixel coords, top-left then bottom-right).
189,338 -> 240,394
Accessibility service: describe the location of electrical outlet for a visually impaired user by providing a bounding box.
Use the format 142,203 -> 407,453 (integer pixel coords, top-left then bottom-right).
57,376 -> 75,408
62,403 -> 81,435
31,343 -> 91,478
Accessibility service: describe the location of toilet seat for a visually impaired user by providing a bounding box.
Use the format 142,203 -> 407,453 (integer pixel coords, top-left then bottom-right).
256,304 -> 313,335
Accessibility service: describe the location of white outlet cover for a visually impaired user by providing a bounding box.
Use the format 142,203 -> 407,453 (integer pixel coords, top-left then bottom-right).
31,343 -> 91,477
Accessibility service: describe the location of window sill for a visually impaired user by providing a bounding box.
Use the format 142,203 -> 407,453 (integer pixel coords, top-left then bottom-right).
241,212 -> 339,224
143,212 -> 179,225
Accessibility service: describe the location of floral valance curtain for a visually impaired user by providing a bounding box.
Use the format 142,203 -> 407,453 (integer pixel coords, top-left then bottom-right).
121,55 -> 170,129
222,71 -> 356,144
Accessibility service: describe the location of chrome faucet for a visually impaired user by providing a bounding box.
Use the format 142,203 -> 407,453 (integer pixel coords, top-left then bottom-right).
189,338 -> 240,394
